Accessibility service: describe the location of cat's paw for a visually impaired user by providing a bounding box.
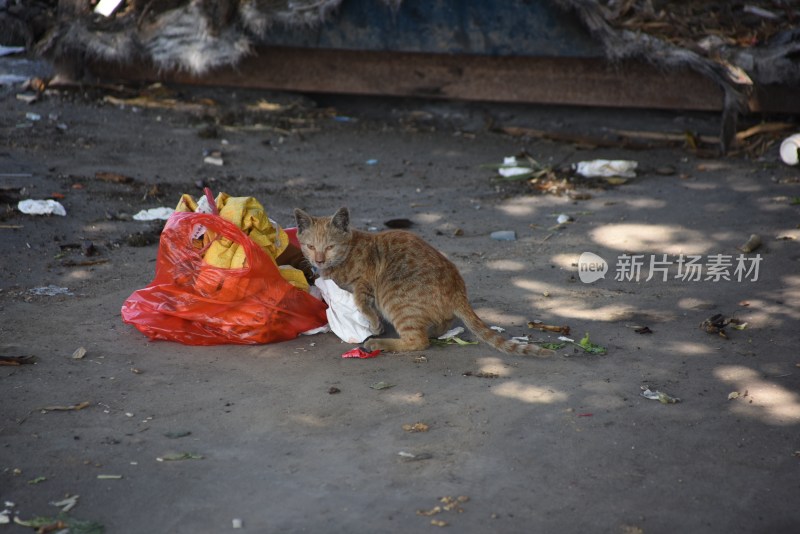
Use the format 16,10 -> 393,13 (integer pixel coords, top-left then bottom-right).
369,321 -> 384,336
364,338 -> 383,351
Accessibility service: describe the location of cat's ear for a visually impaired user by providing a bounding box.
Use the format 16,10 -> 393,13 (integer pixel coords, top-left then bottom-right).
294,208 -> 312,233
331,207 -> 350,232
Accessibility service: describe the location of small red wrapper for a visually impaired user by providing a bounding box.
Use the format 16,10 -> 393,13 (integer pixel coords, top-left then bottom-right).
341,347 -> 381,359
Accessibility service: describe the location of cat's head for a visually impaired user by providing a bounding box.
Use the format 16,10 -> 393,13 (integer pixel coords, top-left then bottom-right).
294,207 -> 351,270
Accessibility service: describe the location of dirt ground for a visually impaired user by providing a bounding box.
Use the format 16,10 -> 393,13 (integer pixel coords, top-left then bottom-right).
1,61 -> 800,533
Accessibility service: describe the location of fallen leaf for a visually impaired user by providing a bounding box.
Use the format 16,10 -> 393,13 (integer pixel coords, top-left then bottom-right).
538,342 -> 566,350
95,171 -> 134,184
431,520 -> 449,527
402,422 -> 430,433
0,355 -> 37,366
370,381 -> 395,390
738,234 -> 762,253
15,514 -> 103,534
41,401 -> 91,412
527,321 -> 571,335
728,391 -> 740,400
398,451 -> 433,462
96,475 -> 123,480
71,347 -> 87,359
634,326 -> 653,334
156,452 -> 204,462
578,332 -> 607,354
430,336 -> 478,347
416,507 -> 441,517
27,476 -> 47,485
163,430 -> 192,439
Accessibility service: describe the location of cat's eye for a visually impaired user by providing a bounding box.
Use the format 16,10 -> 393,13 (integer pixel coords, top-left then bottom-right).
306,244 -> 315,251
325,245 -> 334,251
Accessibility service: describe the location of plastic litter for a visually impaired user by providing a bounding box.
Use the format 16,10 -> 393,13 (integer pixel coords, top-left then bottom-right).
640,386 -> 680,404
121,212 -> 328,345
490,230 -> 516,241
497,156 -> 532,178
94,0 -> 124,17
133,207 -> 174,221
314,278 -> 373,344
342,347 -> 381,359
556,214 -> 573,224
780,134 -> 800,165
18,199 -> 66,216
439,326 -> 464,339
574,159 -> 638,178
28,285 -> 73,296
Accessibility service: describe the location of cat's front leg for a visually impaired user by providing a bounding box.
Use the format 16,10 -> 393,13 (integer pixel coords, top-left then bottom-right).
352,281 -> 383,335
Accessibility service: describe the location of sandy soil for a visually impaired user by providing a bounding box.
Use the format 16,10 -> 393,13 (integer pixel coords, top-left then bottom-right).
1,76 -> 799,533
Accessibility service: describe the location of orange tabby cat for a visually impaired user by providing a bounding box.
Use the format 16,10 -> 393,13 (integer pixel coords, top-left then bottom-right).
294,207 -> 554,357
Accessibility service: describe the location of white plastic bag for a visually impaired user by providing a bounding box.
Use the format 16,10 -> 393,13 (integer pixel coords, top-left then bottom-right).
18,199 -> 66,216
314,278 -> 373,344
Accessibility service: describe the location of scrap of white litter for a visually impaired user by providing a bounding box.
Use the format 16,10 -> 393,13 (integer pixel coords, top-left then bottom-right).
574,160 -> 638,178
438,326 -> 465,339
189,195 -> 215,239
498,156 -> 531,178
498,166 -> 531,178
94,0 -> 124,17
780,134 -> 800,165
490,325 -> 506,333
28,285 -> 73,296
18,199 -> 66,216
50,495 -> 79,513
0,46 -> 26,57
232,518 -> 243,529
558,336 -> 574,343
133,207 -> 174,221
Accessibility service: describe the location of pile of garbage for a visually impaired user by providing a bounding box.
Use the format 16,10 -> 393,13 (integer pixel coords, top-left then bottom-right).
553,0 -> 800,151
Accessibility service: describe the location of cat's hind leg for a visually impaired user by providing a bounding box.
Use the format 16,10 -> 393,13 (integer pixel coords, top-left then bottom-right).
364,324 -> 429,353
364,321 -> 430,352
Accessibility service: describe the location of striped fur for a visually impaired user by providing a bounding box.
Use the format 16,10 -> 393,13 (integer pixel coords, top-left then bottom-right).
294,207 -> 553,357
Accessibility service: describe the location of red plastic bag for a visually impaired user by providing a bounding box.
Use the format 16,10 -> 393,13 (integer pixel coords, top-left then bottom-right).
121,212 -> 328,345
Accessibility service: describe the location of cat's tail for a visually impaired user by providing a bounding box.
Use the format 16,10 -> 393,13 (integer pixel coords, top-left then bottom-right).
454,298 -> 555,357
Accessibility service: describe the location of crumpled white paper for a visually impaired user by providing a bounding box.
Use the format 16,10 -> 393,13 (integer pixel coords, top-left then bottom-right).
314,278 -> 373,344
